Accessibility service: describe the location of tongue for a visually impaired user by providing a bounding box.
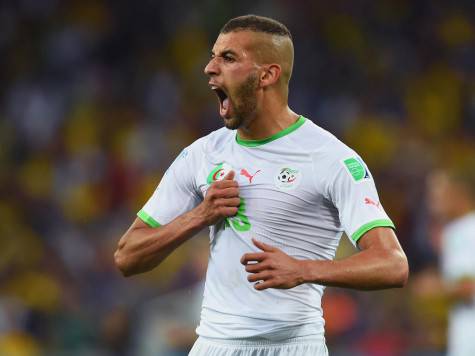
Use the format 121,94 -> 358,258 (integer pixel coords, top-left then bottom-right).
221,97 -> 230,116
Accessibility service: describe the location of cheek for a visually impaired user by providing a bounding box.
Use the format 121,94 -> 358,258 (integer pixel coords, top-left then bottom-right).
227,64 -> 255,79
227,70 -> 246,86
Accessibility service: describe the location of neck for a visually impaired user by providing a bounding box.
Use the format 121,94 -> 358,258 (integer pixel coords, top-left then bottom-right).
237,97 -> 299,140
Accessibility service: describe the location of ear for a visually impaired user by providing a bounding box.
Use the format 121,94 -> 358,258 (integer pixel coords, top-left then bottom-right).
259,64 -> 281,88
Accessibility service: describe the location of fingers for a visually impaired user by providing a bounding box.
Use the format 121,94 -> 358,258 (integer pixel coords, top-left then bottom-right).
214,197 -> 241,207
252,238 -> 277,252
247,271 -> 271,283
213,198 -> 239,217
240,253 -> 267,265
201,169 -> 240,224
208,171 -> 239,198
223,170 -> 235,181
244,262 -> 267,273
254,280 -> 274,291
244,266 -> 278,291
220,206 -> 238,217
215,187 -> 240,199
206,187 -> 239,202
241,241 -> 286,291
212,179 -> 239,189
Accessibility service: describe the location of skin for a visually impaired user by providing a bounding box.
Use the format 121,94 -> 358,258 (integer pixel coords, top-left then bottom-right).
204,30 -> 299,139
115,29 -> 409,291
242,230 -> 408,291
115,171 -> 239,276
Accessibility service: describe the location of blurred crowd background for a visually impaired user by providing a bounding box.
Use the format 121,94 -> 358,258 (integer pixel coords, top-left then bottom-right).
1,0 -> 475,355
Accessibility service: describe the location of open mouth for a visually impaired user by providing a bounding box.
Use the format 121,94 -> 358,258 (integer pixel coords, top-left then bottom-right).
213,87 -> 227,104
211,86 -> 230,117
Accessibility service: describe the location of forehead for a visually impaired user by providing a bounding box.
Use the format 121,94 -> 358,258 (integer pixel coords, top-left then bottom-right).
212,31 -> 259,56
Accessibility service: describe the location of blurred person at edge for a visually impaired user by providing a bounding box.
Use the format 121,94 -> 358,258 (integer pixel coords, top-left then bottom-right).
427,163 -> 475,356
115,15 -> 408,356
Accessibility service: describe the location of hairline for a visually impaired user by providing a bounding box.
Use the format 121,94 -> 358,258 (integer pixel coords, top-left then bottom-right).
219,28 -> 292,42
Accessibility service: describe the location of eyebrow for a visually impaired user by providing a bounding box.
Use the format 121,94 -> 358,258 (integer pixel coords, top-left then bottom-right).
211,49 -> 238,57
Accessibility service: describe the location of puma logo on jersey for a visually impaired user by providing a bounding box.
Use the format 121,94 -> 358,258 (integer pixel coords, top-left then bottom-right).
365,197 -> 382,210
240,168 -> 261,183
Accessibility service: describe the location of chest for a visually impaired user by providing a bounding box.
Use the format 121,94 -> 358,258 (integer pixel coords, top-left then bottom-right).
195,149 -> 325,229
197,151 -> 317,195
194,146 -> 340,257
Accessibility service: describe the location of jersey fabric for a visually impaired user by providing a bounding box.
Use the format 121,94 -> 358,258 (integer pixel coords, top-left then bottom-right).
441,212 -> 475,356
138,116 -> 395,341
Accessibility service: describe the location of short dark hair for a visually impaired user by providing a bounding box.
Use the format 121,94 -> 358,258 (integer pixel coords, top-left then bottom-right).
220,15 -> 292,40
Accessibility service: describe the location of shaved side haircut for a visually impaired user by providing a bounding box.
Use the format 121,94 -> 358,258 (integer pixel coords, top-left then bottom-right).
220,14 -> 292,40
220,15 -> 294,92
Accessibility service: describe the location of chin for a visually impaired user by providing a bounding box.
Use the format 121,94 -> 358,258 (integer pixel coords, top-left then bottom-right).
222,116 -> 242,130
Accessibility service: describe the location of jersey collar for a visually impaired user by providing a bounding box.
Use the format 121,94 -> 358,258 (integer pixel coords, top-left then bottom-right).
235,115 -> 306,147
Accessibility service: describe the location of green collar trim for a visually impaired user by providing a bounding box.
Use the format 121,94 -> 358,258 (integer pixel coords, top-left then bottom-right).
235,115 -> 306,147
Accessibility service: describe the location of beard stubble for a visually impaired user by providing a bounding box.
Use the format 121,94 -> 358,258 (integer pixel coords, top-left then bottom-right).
223,72 -> 259,130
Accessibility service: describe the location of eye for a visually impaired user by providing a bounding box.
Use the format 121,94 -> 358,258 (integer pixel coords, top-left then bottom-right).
223,55 -> 235,63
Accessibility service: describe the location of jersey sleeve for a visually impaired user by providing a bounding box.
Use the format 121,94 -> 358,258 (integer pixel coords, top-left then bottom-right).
137,139 -> 204,227
327,155 -> 395,247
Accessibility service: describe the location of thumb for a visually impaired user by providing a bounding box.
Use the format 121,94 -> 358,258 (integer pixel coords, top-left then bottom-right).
223,170 -> 235,180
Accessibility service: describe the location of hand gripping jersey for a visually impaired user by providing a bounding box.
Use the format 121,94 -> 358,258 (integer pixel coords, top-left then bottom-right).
138,116 -> 395,341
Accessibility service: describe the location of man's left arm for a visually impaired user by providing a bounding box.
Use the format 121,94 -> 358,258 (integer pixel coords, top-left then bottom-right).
241,227 -> 408,291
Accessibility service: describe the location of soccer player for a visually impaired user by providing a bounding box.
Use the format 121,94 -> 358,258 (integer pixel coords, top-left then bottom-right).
114,15 -> 409,355
427,165 -> 475,356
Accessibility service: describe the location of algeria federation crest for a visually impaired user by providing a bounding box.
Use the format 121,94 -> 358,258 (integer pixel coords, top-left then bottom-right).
207,162 -> 233,184
274,167 -> 301,190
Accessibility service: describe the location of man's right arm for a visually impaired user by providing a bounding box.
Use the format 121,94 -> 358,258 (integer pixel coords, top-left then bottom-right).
114,171 -> 239,277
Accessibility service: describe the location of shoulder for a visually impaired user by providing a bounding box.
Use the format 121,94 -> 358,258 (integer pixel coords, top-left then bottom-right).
294,117 -> 372,194
184,127 -> 233,157
295,118 -> 359,166
202,127 -> 234,154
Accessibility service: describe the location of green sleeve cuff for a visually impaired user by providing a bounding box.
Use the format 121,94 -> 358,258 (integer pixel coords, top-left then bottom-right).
137,210 -> 161,228
351,219 -> 395,243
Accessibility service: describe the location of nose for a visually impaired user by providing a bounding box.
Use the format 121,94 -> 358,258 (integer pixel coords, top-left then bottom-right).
204,57 -> 219,76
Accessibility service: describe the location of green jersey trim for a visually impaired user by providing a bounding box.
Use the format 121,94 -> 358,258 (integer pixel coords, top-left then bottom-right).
236,116 -> 306,147
137,209 -> 161,228
351,219 -> 395,243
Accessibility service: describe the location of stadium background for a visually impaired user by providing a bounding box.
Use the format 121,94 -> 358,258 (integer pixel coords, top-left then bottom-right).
1,0 -> 474,355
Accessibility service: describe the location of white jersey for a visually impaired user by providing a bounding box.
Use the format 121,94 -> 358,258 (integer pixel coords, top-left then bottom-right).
441,212 -> 475,356
138,116 -> 394,340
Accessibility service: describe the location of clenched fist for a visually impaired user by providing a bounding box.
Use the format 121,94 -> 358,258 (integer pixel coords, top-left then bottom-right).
194,170 -> 240,226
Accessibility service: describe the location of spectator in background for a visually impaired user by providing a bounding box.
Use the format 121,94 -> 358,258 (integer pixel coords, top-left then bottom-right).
427,162 -> 475,356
